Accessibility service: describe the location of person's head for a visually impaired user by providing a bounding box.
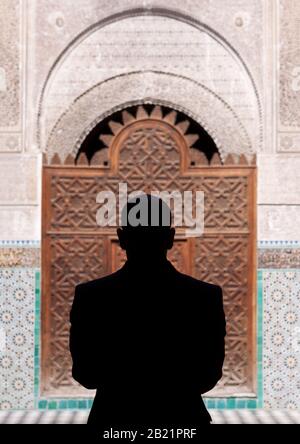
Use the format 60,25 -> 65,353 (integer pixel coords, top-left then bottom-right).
117,194 -> 175,262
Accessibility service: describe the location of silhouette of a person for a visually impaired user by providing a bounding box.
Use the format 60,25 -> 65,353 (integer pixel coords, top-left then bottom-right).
69,194 -> 226,427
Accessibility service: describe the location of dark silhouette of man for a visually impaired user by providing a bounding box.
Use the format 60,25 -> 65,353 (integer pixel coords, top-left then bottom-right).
69,194 -> 226,427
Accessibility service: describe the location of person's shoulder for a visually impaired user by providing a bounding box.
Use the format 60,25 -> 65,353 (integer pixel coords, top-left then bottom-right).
175,270 -> 221,294
75,269 -> 123,293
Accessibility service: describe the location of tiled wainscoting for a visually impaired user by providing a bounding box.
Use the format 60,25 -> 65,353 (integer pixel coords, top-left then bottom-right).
0,241 -> 300,411
262,270 -> 300,409
0,268 -> 36,409
1,409 -> 300,424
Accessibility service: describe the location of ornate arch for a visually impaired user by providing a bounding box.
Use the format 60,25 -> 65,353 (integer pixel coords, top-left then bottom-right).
45,71 -> 252,163
38,7 -> 262,160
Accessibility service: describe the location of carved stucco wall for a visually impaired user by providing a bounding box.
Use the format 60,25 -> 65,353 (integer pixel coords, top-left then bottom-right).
38,13 -> 261,161
0,0 -> 22,140
0,0 -> 299,239
0,0 -> 40,242
45,72 -> 253,163
26,0 -> 264,152
258,0 -> 300,241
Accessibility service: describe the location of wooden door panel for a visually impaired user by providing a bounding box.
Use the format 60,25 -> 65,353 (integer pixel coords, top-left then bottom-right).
194,234 -> 251,395
42,234 -> 107,395
42,106 -> 256,397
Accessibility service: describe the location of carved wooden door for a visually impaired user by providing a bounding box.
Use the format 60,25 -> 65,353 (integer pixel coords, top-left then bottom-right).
42,105 -> 256,397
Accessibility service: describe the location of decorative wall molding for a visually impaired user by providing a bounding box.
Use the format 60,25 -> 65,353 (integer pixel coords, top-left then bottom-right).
258,205 -> 300,241
278,0 -> 300,131
258,239 -> 300,269
0,207 -> 41,242
31,1 -> 264,96
0,248 -> 40,268
45,71 -> 252,163
0,155 -> 40,206
278,133 -> 300,153
0,134 -> 22,153
258,240 -> 300,248
0,241 -> 40,247
2,242 -> 300,268
33,3 -> 263,135
0,0 -> 22,131
257,155 -> 300,205
36,8 -> 262,160
258,248 -> 300,269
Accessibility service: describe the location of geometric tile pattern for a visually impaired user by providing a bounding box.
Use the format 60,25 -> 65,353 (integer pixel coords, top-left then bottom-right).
0,253 -> 299,411
263,270 -> 300,409
0,409 -> 300,424
0,268 -> 36,409
34,265 -> 263,409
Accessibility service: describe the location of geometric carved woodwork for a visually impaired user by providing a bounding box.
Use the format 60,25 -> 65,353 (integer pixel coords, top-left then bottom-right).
42,105 -> 256,397
194,235 -> 250,395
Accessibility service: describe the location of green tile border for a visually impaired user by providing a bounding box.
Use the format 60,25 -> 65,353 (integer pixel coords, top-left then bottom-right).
34,270 -> 95,410
37,398 -> 94,410
34,270 -> 41,408
256,270 -> 263,408
203,398 -> 257,410
203,270 -> 264,409
33,269 -> 268,410
236,399 -> 246,409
